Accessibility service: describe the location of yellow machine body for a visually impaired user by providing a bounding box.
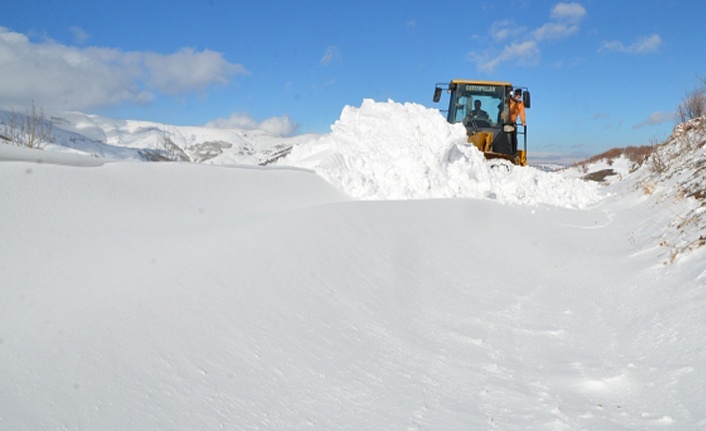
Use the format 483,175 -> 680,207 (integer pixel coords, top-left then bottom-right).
433,79 -> 530,166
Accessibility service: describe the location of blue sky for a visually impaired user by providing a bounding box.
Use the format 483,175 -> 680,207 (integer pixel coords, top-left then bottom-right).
2,0 -> 705,156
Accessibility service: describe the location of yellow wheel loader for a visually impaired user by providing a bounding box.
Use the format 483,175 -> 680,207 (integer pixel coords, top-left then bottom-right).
433,80 -> 531,166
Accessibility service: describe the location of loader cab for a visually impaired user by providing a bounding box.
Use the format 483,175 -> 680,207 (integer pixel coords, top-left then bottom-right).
433,79 -> 531,166
447,82 -> 506,130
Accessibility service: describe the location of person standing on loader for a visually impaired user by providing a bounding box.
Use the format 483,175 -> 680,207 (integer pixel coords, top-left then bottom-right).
509,88 -> 526,153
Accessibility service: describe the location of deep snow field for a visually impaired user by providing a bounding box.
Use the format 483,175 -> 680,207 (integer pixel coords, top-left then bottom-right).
1,101 -> 705,430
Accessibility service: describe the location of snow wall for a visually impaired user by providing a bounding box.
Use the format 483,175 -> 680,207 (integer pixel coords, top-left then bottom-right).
281,99 -> 602,208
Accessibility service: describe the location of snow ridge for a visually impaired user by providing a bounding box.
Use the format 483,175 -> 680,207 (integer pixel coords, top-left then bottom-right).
281,99 -> 602,207
627,115 -> 706,261
3,100 -> 603,208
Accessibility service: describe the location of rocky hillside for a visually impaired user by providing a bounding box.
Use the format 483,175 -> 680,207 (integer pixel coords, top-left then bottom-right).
570,115 -> 706,263
636,115 -> 706,262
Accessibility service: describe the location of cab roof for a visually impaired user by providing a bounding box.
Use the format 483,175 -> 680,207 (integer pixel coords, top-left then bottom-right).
450,79 -> 512,87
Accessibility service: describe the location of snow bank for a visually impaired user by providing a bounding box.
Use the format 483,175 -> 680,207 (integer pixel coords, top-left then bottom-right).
559,114 -> 706,262
281,99 -> 602,208
621,115 -> 706,262
3,102 -> 603,208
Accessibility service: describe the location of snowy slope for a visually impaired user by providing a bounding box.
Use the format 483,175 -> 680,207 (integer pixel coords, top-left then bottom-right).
623,116 -> 706,263
1,103 -> 705,430
2,109 -> 309,164
563,114 -> 706,263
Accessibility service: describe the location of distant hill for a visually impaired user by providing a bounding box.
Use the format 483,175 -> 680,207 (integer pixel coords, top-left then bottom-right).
1,109 -> 315,165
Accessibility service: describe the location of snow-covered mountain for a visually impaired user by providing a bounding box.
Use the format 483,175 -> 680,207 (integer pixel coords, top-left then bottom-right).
1,101 -> 705,430
1,108 -> 311,165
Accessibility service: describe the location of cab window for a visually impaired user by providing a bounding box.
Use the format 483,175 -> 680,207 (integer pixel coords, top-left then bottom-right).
448,84 -> 506,127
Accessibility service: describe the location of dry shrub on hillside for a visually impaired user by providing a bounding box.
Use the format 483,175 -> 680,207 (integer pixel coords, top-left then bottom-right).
676,77 -> 706,123
617,146 -> 655,165
641,114 -> 706,263
649,114 -> 706,174
572,145 -> 655,171
1,102 -> 54,149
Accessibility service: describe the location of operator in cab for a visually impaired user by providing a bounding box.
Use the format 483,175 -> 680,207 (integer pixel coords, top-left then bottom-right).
469,100 -> 490,120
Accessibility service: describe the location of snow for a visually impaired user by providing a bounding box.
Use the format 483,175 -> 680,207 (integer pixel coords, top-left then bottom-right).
280,99 -> 602,207
1,101 -> 705,430
561,154 -> 635,184
4,109 -> 310,165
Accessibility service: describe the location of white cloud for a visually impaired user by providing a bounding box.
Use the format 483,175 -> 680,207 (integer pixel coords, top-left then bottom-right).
532,22 -> 580,41
469,2 -> 586,73
205,112 -> 258,130
633,111 -> 675,129
471,40 -> 540,74
600,34 -> 662,54
205,112 -> 298,136
0,27 -> 248,111
320,46 -> 341,66
143,48 -> 245,95
490,20 -> 526,42
258,115 -> 298,136
550,2 -> 587,22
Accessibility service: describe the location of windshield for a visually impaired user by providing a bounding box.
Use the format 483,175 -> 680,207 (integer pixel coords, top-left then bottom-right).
447,83 -> 507,127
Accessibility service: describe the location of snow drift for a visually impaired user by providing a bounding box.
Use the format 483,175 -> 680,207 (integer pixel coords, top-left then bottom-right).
3,100 -> 602,208
280,99 -> 601,207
